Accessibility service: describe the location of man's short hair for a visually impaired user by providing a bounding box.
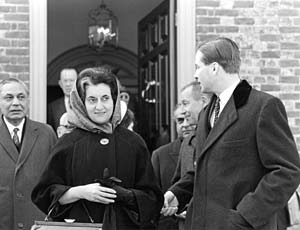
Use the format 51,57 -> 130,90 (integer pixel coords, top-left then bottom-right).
60,68 -> 77,80
0,78 -> 29,96
197,37 -> 241,74
180,81 -> 202,101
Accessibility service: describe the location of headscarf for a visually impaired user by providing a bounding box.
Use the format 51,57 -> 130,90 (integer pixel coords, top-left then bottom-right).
67,68 -> 122,134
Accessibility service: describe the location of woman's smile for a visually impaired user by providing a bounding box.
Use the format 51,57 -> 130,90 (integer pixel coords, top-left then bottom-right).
85,83 -> 114,124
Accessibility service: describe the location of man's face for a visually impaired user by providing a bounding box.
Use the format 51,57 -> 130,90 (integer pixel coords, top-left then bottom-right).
181,114 -> 197,138
58,70 -> 77,97
174,109 -> 185,137
194,51 -> 215,93
174,108 -> 197,138
178,86 -> 205,125
0,82 -> 29,125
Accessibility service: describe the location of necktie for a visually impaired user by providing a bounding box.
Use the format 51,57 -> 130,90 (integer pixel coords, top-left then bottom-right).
213,97 -> 220,126
12,128 -> 20,151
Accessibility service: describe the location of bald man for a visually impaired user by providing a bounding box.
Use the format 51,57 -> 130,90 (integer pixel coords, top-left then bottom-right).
47,68 -> 77,131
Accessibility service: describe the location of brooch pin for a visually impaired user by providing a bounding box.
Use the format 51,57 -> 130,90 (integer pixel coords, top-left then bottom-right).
100,138 -> 109,145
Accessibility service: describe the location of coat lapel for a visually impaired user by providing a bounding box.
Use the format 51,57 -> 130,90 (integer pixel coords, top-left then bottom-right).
0,117 -> 19,162
169,138 -> 181,164
198,97 -> 238,159
197,80 -> 252,160
16,119 -> 38,171
196,98 -> 213,157
58,97 -> 66,114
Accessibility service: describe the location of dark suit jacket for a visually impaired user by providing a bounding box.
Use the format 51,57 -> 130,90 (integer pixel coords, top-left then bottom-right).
47,97 -> 66,132
0,116 -> 57,230
171,80 -> 300,230
151,138 -> 182,230
172,134 -> 197,184
152,138 -> 182,193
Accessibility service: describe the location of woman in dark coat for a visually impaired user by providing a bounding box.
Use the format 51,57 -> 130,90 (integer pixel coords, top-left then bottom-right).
31,67 -> 163,229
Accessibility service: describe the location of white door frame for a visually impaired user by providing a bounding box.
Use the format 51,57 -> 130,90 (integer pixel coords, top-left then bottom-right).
176,0 -> 196,94
29,0 -> 196,123
29,0 -> 47,122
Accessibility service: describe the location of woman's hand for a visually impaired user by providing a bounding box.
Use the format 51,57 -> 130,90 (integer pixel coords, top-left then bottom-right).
59,183 -> 117,205
80,183 -> 117,204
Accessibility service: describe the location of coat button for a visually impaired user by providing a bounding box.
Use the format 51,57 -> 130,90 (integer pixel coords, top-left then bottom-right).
17,222 -> 24,228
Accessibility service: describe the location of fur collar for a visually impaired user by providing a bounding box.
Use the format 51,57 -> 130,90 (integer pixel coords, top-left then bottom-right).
232,79 -> 252,109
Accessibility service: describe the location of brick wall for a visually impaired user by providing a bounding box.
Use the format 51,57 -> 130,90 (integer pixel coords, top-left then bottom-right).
0,0 -> 29,84
196,0 -> 300,151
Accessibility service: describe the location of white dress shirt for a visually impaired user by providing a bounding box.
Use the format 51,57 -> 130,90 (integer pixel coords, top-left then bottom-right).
64,96 -> 71,112
3,116 -> 25,142
210,79 -> 241,127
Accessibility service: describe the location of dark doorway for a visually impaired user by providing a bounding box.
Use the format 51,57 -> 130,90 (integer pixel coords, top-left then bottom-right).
138,0 -> 176,152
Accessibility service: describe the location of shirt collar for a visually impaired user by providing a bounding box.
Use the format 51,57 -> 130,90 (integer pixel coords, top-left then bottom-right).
218,79 -> 241,113
3,116 -> 25,141
64,96 -> 71,112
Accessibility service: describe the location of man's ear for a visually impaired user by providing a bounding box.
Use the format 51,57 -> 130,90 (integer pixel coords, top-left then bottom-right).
58,79 -> 63,89
201,95 -> 209,107
211,62 -> 218,74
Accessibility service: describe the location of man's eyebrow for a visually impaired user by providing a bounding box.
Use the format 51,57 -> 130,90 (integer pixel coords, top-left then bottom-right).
3,93 -> 14,97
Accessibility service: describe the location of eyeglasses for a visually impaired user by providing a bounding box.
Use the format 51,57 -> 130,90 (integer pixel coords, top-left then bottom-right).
175,117 -> 184,124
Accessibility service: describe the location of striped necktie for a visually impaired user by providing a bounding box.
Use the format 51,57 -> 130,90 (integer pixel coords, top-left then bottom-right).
12,128 -> 20,151
213,97 -> 220,126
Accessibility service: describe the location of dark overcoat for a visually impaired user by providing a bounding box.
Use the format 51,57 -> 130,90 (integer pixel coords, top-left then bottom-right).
0,117 -> 57,230
151,138 -> 182,193
32,126 -> 163,230
172,134 -> 197,184
47,97 -> 66,131
151,138 -> 182,230
171,80 -> 300,230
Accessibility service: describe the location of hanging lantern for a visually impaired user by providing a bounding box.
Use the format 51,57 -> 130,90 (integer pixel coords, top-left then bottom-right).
88,0 -> 118,48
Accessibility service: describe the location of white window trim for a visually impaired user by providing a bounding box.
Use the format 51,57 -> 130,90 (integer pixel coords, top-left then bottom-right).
29,0 -> 47,122
176,0 -> 196,95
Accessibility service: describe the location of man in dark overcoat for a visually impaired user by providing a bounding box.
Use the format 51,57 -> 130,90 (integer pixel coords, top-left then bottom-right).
0,78 -> 57,230
47,68 -> 77,132
161,37 -> 300,230
151,106 -> 185,230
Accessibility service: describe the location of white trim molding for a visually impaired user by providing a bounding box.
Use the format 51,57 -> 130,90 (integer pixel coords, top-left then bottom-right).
29,0 -> 47,122
176,0 -> 196,95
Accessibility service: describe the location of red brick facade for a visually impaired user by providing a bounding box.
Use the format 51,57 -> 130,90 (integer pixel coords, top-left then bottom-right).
196,0 -> 300,151
0,0 -> 29,82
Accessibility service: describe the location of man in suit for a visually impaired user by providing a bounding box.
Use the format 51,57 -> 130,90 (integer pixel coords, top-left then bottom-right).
47,68 -> 77,132
161,37 -> 300,230
178,81 -> 211,124
152,83 -> 210,230
152,106 -> 188,194
0,78 -> 57,230
171,84 -> 211,230
151,105 -> 187,230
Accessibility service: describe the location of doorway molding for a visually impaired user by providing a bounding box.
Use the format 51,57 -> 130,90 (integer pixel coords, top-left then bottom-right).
176,0 -> 196,95
29,0 -> 47,122
29,0 -> 196,123
47,45 -> 137,86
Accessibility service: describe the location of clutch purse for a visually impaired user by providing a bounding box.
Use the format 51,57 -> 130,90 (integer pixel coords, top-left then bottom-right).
32,221 -> 102,230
